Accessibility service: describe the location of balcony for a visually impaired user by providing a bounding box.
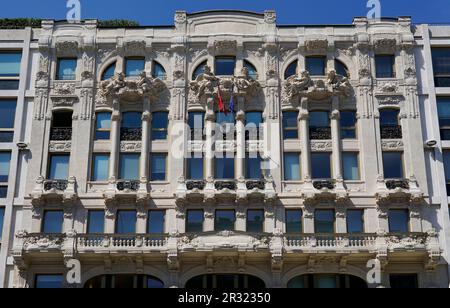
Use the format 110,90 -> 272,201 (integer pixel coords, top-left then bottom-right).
43,180 -> 68,191
215,180 -> 237,191
76,234 -> 167,253
309,127 -> 331,140
285,233 -> 377,252
103,178 -> 148,203
302,179 -> 347,205
120,128 -> 142,141
375,176 -> 423,204
246,180 -> 265,190
31,176 -> 77,204
116,180 -> 140,191
312,180 -> 335,190
186,180 -> 206,191
50,127 -> 72,141
380,125 -> 402,139
386,179 -> 409,190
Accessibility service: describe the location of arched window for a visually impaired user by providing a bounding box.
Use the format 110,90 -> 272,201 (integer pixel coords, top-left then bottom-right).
244,60 -> 258,80
335,60 -> 349,78
192,61 -> 207,80
186,274 -> 265,289
288,274 -> 367,289
101,63 -> 116,80
284,61 -> 298,79
84,274 -> 164,288
152,61 -> 166,80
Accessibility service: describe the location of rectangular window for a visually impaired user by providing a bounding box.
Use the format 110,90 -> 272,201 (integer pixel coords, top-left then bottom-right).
187,155 -> 204,180
148,210 -> 165,234
42,211 -> 64,234
95,112 -> 111,140
215,210 -> 236,231
315,210 -> 335,234
432,48 -> 450,87
375,55 -> 396,78
309,111 -> 331,140
56,58 -> 77,80
347,210 -> 364,233
389,274 -> 418,289
342,153 -> 360,181
0,100 -> 17,142
87,210 -> 105,234
48,155 -> 70,180
247,210 -> 264,233
151,153 -> 167,181
283,111 -> 298,139
380,109 -> 402,139
91,154 -> 109,182
151,112 -> 168,140
0,187 -> 6,198
286,209 -> 303,233
311,153 -> 331,179
116,210 -> 136,234
215,155 -> 235,179
0,152 -> 11,182
246,153 -> 262,179
245,112 -> 263,140
284,153 -> 300,181
188,112 -> 205,140
215,57 -> 236,76
35,275 -> 63,289
0,52 -> 22,89
437,98 -> 450,140
306,56 -> 326,76
125,58 -> 145,77
382,152 -> 403,179
340,111 -> 357,139
186,210 -> 204,233
443,151 -> 450,196
389,209 -> 409,233
119,154 -> 140,180
216,112 -> 235,140
0,207 -> 5,239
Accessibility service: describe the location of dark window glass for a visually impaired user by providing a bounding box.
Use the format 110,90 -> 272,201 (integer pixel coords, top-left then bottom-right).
285,61 -> 298,79
0,152 -> 11,182
148,211 -> 165,234
48,155 -> 70,180
315,210 -> 335,234
95,112 -> 111,140
152,62 -> 166,79
438,98 -> 450,140
116,211 -> 136,234
151,112 -> 168,140
216,112 -> 235,140
309,111 -> 331,140
91,154 -> 109,181
42,211 -> 63,233
215,57 -> 235,76
375,55 -> 395,78
247,210 -> 264,233
151,153 -> 166,181
125,58 -> 145,77
0,80 -> 19,90
188,112 -> 205,140
87,211 -> 105,234
347,210 -> 364,233
102,63 -> 115,80
340,111 -> 357,139
147,276 -> 164,288
186,210 -> 204,233
382,152 -> 403,179
246,153 -> 262,179
0,207 -> 5,239
215,210 -> 236,231
389,209 -> 409,233
380,109 -> 399,126
119,154 -> 140,180
243,60 -> 258,80
192,61 -> 207,80
215,156 -> 235,179
245,111 -> 263,140
0,187 -> 6,198
187,155 -> 204,180
286,209 -> 302,233
443,151 -> 450,196
56,58 -> 77,80
335,60 -> 349,77
0,52 -> 22,77
283,111 -> 298,139
121,112 -> 142,128
432,48 -> 450,87
311,153 -> 331,179
52,111 -> 72,128
342,153 -> 359,181
390,274 -> 418,289
284,153 -> 300,181
0,100 -> 16,142
306,56 -> 326,76
35,275 -> 63,289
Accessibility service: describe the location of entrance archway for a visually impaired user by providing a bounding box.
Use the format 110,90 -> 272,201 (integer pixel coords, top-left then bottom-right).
186,274 -> 266,289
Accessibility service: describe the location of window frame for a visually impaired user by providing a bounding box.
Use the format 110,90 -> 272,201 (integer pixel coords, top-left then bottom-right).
94,112 -> 112,140
147,210 -> 166,234
125,57 -> 145,77
246,209 -> 265,233
284,152 -> 301,181
91,153 -> 110,182
56,58 -> 77,80
187,153 -> 204,180
375,54 -> 396,79
214,210 -> 236,232
152,61 -> 167,80
314,209 -> 336,234
87,210 -> 105,234
305,56 -> 327,76
285,209 -> 303,234
346,209 -> 365,234
282,111 -> 299,140
42,210 -> 64,234
311,152 -> 332,180
214,56 -> 236,76
437,97 -> 450,140
186,210 -> 204,233
342,152 -> 360,181
0,51 -> 22,90
432,48 -> 450,87
214,154 -> 235,180
340,110 -> 357,139
151,111 -> 169,140
382,152 -> 404,179
47,154 -> 70,180
0,99 -> 17,142
118,153 -> 140,180
388,209 -> 410,233
150,153 -> 167,182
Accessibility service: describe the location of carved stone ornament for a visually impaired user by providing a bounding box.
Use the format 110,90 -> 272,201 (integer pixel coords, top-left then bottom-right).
305,39 -> 328,53
49,141 -> 72,152
56,41 -> 79,57
373,38 -> 397,54
264,10 -> 277,24
53,82 -> 76,96
214,40 -> 237,56
123,40 -> 146,56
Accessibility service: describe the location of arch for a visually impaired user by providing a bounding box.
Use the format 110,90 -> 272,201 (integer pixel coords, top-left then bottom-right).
334,53 -> 356,80
284,60 -> 298,80
84,274 -> 164,288
101,62 -> 116,80
287,273 -> 367,288
335,59 -> 349,78
186,274 -> 265,289
98,57 -> 118,81
152,61 -> 167,80
243,60 -> 258,80
192,60 -> 207,80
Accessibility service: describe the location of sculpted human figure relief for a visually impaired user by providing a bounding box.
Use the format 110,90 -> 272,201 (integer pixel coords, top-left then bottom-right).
284,69 -> 312,100
190,65 -> 219,98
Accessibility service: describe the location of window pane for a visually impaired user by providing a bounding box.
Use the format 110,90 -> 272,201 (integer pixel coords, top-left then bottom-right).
283,111 -> 298,139
119,154 -> 140,180
347,210 -> 364,233
443,151 -> 450,181
247,210 -> 264,233
92,155 -> 109,181
215,57 -> 235,76
215,156 -> 235,179
215,210 -> 235,231
48,155 -> 69,180
311,153 -> 331,179
152,62 -> 166,79
0,207 -> 5,239
43,211 -> 63,233
87,211 -> 105,234
375,55 -> 395,78
116,211 -> 136,234
340,111 -> 356,139
315,210 -> 335,234
187,156 -> 204,180
0,52 -> 22,76
315,275 -> 337,288
285,61 -> 297,79
342,153 -> 359,180
246,111 -> 263,140
125,58 -> 145,77
383,152 -> 403,179
192,61 -> 206,80
148,211 -> 165,234
438,99 -> 450,140
151,112 -> 168,140
0,100 -> 16,129
187,210 -> 204,233
246,154 -> 262,179
95,112 -> 111,140
432,48 -> 450,75
380,109 -> 399,126
57,59 -> 77,80
286,210 -> 302,233
310,111 -> 329,127
306,57 -> 326,76
35,275 -> 63,289
335,60 -> 349,77
284,153 -> 300,181
389,210 -> 409,233
102,63 -> 115,80
0,187 -> 6,198
151,154 -> 166,181
0,152 -> 11,182
243,61 -> 257,79
122,112 -> 142,128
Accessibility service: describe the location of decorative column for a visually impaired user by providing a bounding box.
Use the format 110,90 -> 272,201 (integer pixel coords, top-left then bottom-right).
140,97 -> 151,190
204,97 -> 215,185
299,98 -> 311,181
236,97 -> 246,196
109,99 -> 120,182
331,96 -> 342,181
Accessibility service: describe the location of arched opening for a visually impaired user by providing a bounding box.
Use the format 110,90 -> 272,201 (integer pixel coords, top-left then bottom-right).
287,274 -> 367,289
152,61 -> 166,80
284,60 -> 298,79
101,62 -> 116,80
186,274 -> 266,289
192,60 -> 207,80
335,59 -> 349,78
243,60 -> 258,80
84,274 -> 164,288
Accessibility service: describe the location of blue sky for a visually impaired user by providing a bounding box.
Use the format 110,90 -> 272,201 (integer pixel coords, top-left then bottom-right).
0,0 -> 448,25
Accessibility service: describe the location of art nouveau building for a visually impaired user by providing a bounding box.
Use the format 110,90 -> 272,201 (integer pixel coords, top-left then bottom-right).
3,11 -> 448,288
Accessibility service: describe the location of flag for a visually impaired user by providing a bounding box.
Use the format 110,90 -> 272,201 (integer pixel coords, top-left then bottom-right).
217,86 -> 228,115
229,85 -> 235,114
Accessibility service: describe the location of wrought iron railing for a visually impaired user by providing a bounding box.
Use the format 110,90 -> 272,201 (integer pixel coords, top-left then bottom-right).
50,127 -> 72,141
